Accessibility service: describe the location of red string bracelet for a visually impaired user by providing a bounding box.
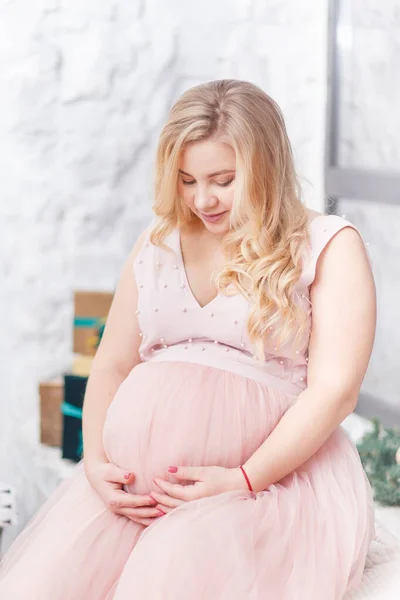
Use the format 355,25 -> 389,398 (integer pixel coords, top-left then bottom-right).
239,465 -> 254,492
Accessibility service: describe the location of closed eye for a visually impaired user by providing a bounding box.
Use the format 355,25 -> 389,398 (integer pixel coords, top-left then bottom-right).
181,179 -> 196,186
216,179 -> 234,187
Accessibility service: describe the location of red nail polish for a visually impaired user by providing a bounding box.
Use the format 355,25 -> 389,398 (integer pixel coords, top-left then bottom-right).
157,509 -> 165,516
168,466 -> 178,473
124,472 -> 131,480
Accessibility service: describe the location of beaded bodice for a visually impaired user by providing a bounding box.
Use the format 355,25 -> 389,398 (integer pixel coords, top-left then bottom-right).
133,215 -> 363,395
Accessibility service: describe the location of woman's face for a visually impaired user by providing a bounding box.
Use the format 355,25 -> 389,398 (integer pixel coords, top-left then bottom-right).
177,139 -> 236,235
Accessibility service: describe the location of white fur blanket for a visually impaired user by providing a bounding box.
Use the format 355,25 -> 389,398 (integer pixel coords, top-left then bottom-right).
345,521 -> 400,599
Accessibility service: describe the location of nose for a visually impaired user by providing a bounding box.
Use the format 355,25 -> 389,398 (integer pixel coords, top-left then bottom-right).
194,187 -> 218,212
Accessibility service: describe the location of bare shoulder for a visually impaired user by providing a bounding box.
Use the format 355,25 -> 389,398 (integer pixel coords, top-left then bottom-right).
315,224 -> 372,286
322,222 -> 367,259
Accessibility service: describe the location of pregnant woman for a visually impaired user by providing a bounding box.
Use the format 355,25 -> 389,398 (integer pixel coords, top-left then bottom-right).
0,79 -> 376,599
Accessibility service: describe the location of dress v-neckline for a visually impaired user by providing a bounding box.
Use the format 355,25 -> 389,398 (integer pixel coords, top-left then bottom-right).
175,228 -> 220,311
174,216 -> 331,310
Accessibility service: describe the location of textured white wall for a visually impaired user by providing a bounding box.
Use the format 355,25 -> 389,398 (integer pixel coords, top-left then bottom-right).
336,1 -> 400,409
339,0 -> 400,170
337,199 -> 400,410
0,0 -> 328,548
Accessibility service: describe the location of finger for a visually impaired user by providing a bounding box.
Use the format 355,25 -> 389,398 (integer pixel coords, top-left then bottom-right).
133,518 -> 157,526
156,504 -> 174,514
127,513 -> 163,526
128,515 -> 160,527
132,507 -> 165,518
167,465 -> 203,482
116,506 -> 164,519
115,490 -> 157,508
153,477 -> 193,501
105,464 -> 136,486
109,491 -> 157,510
150,491 -> 184,509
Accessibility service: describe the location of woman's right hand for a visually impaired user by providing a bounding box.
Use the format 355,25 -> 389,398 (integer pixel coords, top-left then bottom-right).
85,461 -> 164,526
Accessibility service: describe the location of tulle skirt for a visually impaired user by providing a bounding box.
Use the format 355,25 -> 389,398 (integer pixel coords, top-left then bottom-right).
0,361 -> 374,599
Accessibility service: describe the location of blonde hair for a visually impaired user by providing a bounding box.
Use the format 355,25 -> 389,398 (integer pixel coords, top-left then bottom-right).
150,79 -> 311,360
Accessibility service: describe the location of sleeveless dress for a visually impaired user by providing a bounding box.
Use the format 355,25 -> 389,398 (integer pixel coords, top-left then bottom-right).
0,214 -> 375,600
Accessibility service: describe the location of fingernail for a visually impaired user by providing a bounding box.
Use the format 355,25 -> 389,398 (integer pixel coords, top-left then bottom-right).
157,509 -> 165,516
168,466 -> 178,473
124,472 -> 131,480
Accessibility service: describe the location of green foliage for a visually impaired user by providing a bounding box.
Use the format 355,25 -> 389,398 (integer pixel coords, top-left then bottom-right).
356,418 -> 400,506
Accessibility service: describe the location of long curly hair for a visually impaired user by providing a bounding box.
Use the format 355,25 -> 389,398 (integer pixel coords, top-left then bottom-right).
150,79 -> 311,360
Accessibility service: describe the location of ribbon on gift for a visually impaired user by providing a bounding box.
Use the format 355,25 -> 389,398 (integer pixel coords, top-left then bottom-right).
61,402 -> 84,457
74,317 -> 102,328
77,430 -> 83,457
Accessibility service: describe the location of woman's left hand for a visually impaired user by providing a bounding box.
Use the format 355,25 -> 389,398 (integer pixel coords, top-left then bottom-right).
150,465 -> 250,514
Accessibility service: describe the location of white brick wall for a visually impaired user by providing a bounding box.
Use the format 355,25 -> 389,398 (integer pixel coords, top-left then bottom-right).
0,0 -> 327,548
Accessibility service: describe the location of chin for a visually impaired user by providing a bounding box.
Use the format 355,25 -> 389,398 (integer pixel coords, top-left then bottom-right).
203,221 -> 229,235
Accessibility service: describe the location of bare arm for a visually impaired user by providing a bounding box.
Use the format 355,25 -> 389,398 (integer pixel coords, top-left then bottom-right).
242,227 -> 377,492
82,228 -> 148,473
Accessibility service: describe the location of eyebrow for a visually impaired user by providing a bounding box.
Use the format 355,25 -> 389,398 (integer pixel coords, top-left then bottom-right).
178,169 -> 235,178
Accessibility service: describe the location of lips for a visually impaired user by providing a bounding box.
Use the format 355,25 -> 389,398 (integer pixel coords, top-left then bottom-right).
200,211 -> 227,222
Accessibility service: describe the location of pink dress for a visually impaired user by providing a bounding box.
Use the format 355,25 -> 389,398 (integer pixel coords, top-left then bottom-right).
0,215 -> 375,599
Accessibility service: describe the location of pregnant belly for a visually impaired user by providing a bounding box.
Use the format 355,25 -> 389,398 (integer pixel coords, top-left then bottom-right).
102,361 -> 282,494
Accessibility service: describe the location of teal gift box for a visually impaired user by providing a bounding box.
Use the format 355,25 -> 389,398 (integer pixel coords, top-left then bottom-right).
61,374 -> 88,462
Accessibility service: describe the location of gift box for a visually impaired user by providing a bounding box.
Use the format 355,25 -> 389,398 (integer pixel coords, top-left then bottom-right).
73,291 -> 113,356
72,354 -> 94,377
61,374 -> 88,462
39,379 -> 63,447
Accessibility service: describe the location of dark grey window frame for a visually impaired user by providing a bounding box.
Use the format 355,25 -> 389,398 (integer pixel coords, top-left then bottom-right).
326,0 -> 400,426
